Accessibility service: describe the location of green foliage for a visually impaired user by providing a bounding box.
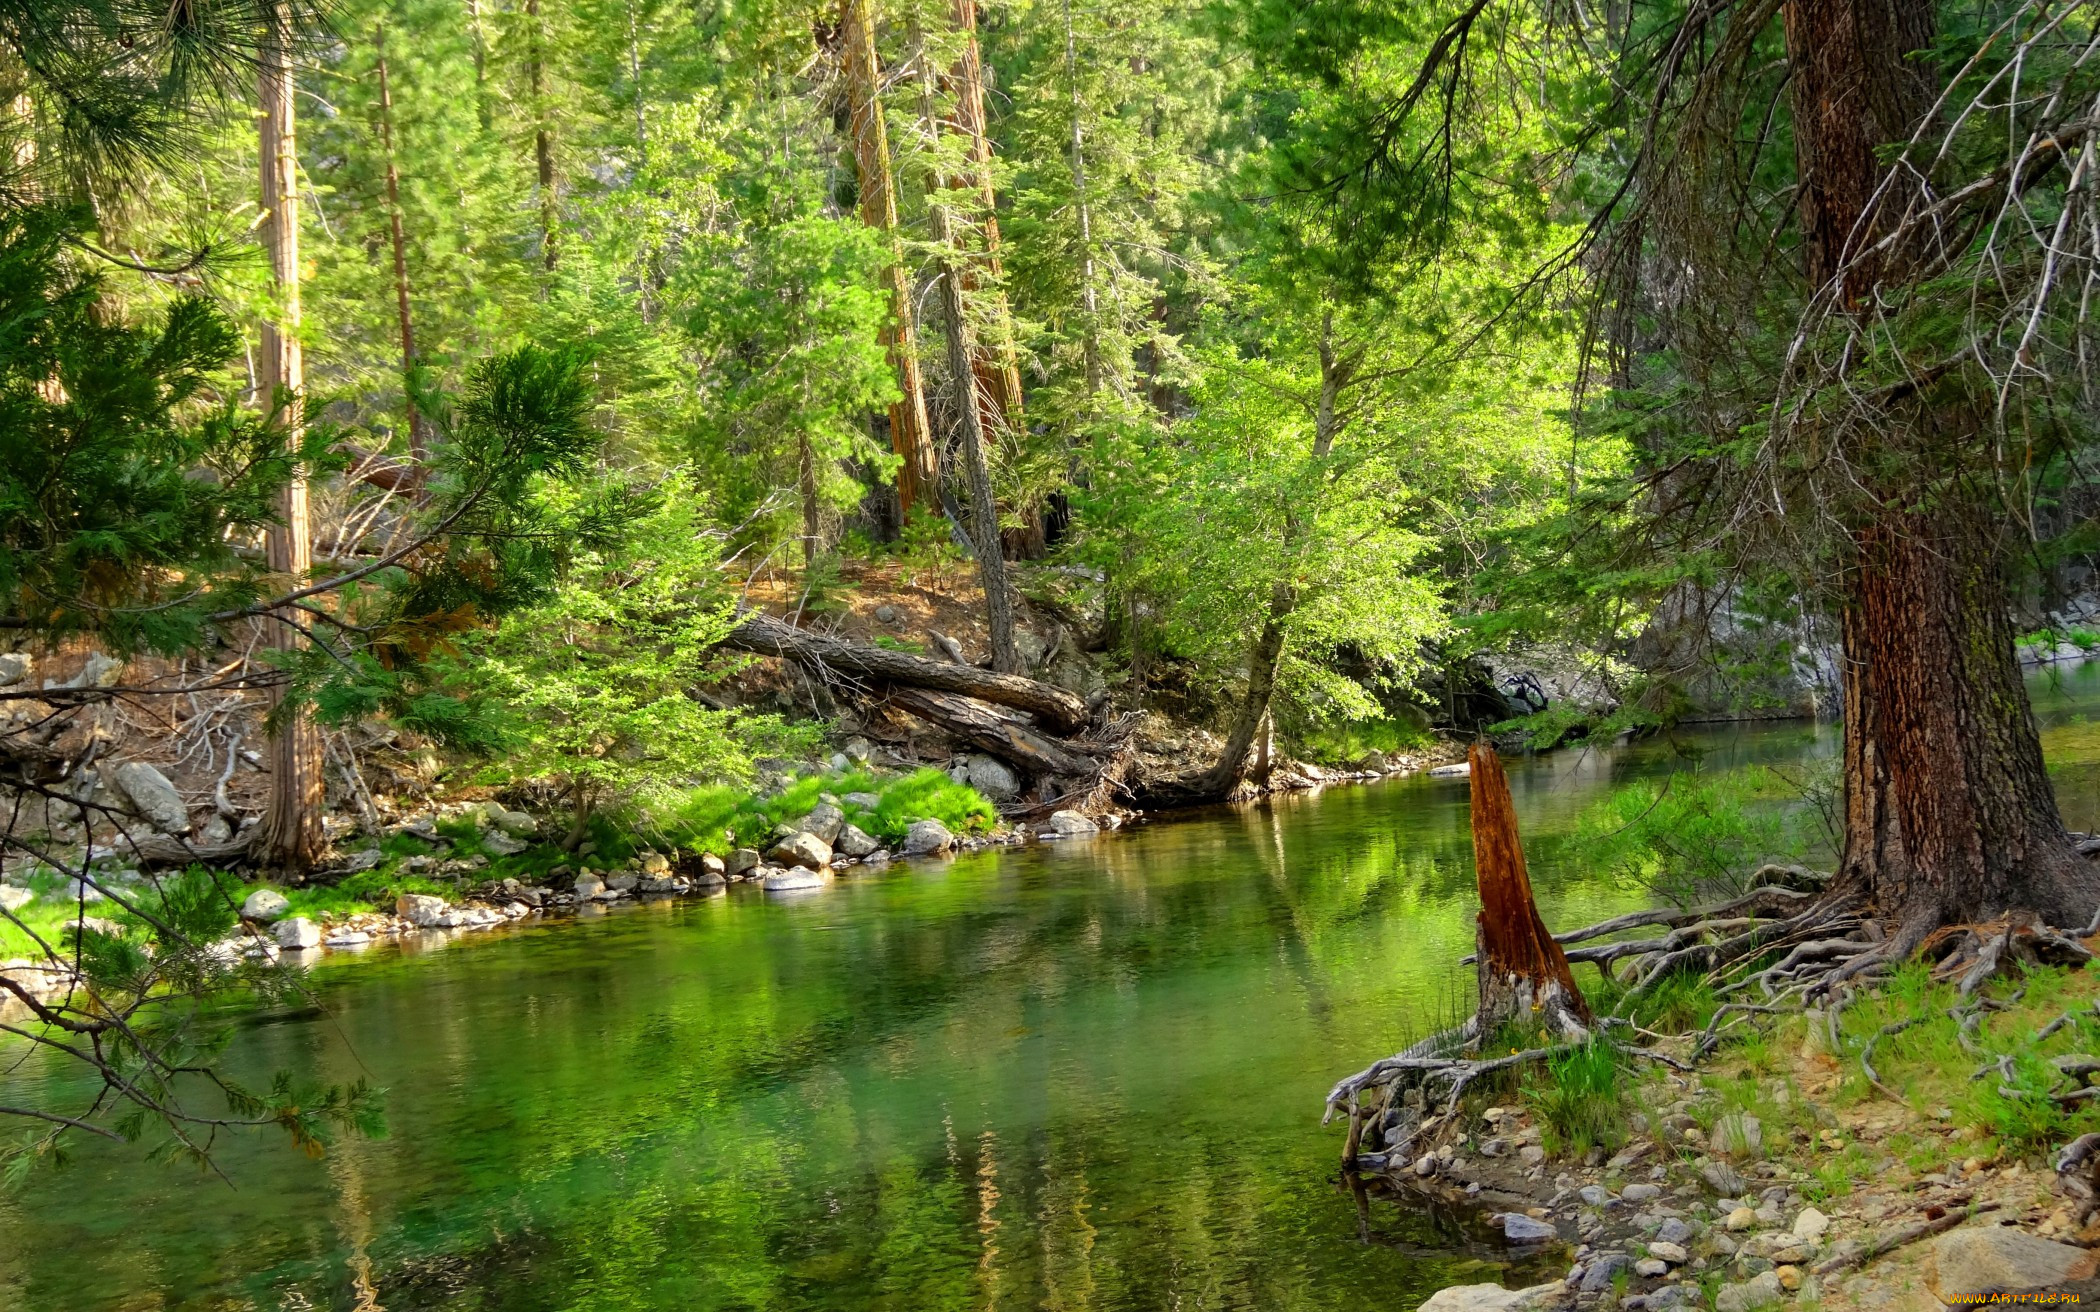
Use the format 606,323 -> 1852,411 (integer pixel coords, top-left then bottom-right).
1571,768 -> 1813,907
1526,1042 -> 1628,1158
657,766 -> 996,854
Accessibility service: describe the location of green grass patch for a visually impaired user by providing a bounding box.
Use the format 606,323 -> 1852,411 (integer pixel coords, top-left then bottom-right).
1291,714 -> 1436,767
655,766 -> 996,855
1526,1040 -> 1629,1158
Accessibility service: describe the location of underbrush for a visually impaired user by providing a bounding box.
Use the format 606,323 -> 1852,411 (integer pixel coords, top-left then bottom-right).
655,766 -> 995,854
1526,1040 -> 1630,1158
1292,714 -> 1437,767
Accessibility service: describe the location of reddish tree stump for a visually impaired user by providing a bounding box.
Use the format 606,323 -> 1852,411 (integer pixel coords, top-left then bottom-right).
1470,742 -> 1594,1042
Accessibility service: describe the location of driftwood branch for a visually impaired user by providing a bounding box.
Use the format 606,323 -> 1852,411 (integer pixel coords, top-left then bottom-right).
884,688 -> 1099,778
723,611 -> 1088,732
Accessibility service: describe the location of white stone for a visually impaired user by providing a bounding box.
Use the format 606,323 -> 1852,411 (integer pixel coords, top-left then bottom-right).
769,831 -> 832,870
242,888 -> 292,922
964,754 -> 1021,799
1417,1284 -> 1563,1312
395,893 -> 448,927
1428,762 -> 1471,778
0,886 -> 32,912
762,867 -> 827,892
482,830 -> 528,857
843,792 -> 882,809
1791,1207 -> 1829,1240
1714,1271 -> 1783,1312
1499,1212 -> 1557,1242
1648,1241 -> 1688,1264
1634,1260 -> 1667,1278
698,853 -> 726,876
112,761 -> 190,835
903,819 -> 956,855
571,873 -> 607,901
0,652 -> 31,687
1048,810 -> 1100,836
1931,1225 -> 2096,1297
273,917 -> 322,950
835,824 -> 879,857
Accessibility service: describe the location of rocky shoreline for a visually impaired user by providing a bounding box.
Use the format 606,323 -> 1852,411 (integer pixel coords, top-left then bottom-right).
1398,1058 -> 2100,1312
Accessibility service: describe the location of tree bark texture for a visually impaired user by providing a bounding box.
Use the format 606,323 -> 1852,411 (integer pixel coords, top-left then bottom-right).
1782,0 -> 2092,931
840,0 -> 938,513
1839,517 -> 2093,929
257,18 -> 324,870
721,611 -> 1086,730
1469,742 -> 1592,1039
528,0 -> 557,271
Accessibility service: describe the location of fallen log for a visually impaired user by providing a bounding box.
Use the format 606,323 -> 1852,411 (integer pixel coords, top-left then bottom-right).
884,688 -> 1099,779
723,612 -> 1087,733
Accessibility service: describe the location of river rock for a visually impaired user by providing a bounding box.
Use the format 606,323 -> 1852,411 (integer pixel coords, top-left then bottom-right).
835,824 -> 879,857
572,873 -> 607,900
799,803 -> 846,845
769,831 -> 832,870
1048,810 -> 1100,837
65,650 -> 124,689
1579,1253 -> 1631,1291
1498,1213 -> 1558,1243
0,886 -> 30,912
762,867 -> 826,892
903,819 -> 955,855
697,853 -> 726,877
1726,1208 -> 1757,1231
273,917 -> 322,950
1930,1225 -> 2097,1297
843,791 -> 881,809
242,888 -> 291,922
1714,1113 -> 1762,1158
1418,1283 -> 1564,1312
1647,1241 -> 1688,1264
111,761 -> 189,834
1702,1161 -> 1748,1195
639,851 -> 670,875
1655,1218 -> 1692,1246
488,806 -> 538,837
604,871 -> 639,892
726,848 -> 761,877
482,830 -> 528,857
1428,762 -> 1471,778
964,755 -> 1021,800
1633,1259 -> 1667,1278
0,652 -> 30,686
1621,1183 -> 1661,1203
1715,1271 -> 1784,1312
1579,1185 -> 1610,1206
396,893 -> 448,927
1791,1207 -> 1828,1240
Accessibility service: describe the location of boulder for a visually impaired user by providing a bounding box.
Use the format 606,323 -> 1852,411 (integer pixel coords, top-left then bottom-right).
571,874 -> 608,901
835,824 -> 879,857
486,806 -> 538,837
1791,1207 -> 1828,1240
726,848 -> 762,877
1417,1284 -> 1564,1312
273,917 -> 322,950
242,888 -> 292,922
112,761 -> 189,835
396,893 -> 448,927
0,652 -> 31,687
639,851 -> 671,875
769,831 -> 833,870
762,867 -> 826,892
1714,1271 -> 1784,1312
1930,1225 -> 2097,1297
1714,1113 -> 1763,1158
903,819 -> 956,855
1048,810 -> 1100,837
481,830 -> 528,857
1579,1253 -> 1630,1292
1500,1212 -> 1558,1243
799,802 -> 846,845
604,871 -> 639,892
1702,1161 -> 1748,1195
964,754 -> 1021,799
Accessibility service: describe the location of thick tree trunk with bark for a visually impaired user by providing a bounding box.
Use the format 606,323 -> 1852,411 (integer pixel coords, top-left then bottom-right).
1783,0 -> 2093,934
257,18 -> 324,870
840,0 -> 938,512
884,687 -> 1098,778
1469,743 -> 1592,1040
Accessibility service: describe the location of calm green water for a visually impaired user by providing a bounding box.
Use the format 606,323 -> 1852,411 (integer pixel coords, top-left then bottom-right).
2,666 -> 2095,1311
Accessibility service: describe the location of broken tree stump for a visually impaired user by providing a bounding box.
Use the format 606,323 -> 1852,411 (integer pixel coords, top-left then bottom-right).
1470,741 -> 1593,1042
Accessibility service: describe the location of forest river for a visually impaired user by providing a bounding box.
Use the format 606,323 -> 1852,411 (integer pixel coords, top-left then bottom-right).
4,667 -> 2098,1311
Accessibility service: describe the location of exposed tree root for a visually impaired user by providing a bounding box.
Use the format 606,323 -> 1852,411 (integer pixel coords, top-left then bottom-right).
1809,1203 -> 2001,1277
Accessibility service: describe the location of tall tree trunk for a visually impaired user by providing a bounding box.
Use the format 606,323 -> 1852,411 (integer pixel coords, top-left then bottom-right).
1783,0 -> 2093,935
840,0 -> 938,513
942,0 -> 1025,431
374,24 -> 427,489
1470,742 -> 1592,1041
528,0 -> 557,271
798,428 -> 820,570
257,13 -> 324,870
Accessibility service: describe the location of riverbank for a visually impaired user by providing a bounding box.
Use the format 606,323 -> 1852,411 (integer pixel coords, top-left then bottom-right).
1385,950 -> 2100,1312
